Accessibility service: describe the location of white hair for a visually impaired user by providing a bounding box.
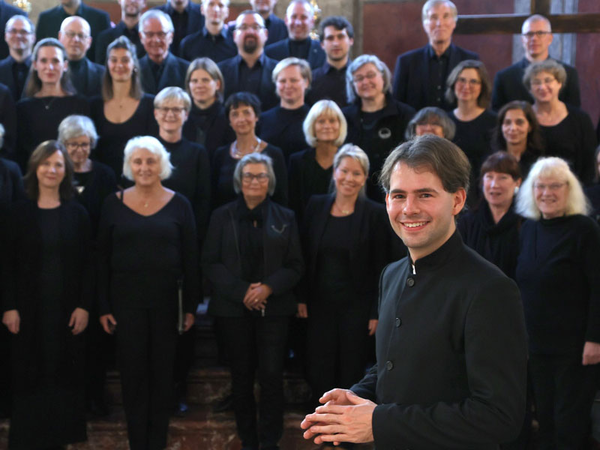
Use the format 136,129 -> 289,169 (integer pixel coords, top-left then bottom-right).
123,136 -> 173,181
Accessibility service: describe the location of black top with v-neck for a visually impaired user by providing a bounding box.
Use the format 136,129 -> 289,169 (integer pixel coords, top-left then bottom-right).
97,191 -> 199,315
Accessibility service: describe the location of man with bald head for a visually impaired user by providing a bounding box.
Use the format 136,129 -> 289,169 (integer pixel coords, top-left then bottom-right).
492,14 -> 581,111
138,10 -> 190,95
95,0 -> 147,63
219,10 -> 278,110
265,0 -> 325,69
59,16 -> 105,98
0,15 -> 34,101
392,0 -> 478,111
36,0 -> 110,63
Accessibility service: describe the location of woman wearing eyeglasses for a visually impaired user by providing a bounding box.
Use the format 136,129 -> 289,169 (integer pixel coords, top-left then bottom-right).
515,157 -> 600,450
446,60 -> 497,205
203,152 -> 303,450
343,54 -> 415,201
523,59 -> 596,185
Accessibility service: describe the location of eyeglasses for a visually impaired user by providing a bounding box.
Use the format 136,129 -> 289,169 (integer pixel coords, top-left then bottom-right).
64,31 -> 89,40
531,77 -> 557,87
242,172 -> 269,183
157,106 -> 186,115
236,24 -> 264,32
456,77 -> 481,86
352,71 -> 379,84
534,182 -> 567,191
522,31 -> 551,39
65,142 -> 91,151
7,28 -> 32,36
141,31 -> 170,40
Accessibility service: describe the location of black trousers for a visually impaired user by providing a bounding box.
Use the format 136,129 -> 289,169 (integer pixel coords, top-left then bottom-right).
306,302 -> 370,406
217,315 -> 289,450
529,353 -> 599,450
115,307 -> 178,450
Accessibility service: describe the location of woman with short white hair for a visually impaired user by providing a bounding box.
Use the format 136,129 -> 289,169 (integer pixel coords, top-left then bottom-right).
97,135 -> 200,450
515,156 -> 600,450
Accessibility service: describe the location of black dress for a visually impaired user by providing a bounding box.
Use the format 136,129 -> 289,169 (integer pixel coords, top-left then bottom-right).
287,148 -> 332,223
2,199 -> 92,449
516,215 -> 600,449
259,104 -> 310,162
97,192 -> 199,450
182,101 -> 234,159
457,202 -> 521,279
16,94 -> 90,171
90,94 -> 158,180
539,105 -> 597,186
211,144 -> 288,209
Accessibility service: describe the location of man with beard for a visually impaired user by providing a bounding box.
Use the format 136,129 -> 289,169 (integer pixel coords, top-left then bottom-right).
59,17 -> 105,98
35,0 -> 110,63
138,9 -> 190,95
249,0 -> 286,46
219,10 -> 278,110
95,0 -> 147,63
155,0 -> 204,57
265,0 -> 325,70
308,16 -> 354,107
179,0 -> 236,63
0,15 -> 34,101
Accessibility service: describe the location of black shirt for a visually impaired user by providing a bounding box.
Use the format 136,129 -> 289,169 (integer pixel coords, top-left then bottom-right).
91,94 -> 158,179
182,101 -> 235,158
516,215 -> 600,355
238,56 -> 263,95
259,104 -> 310,162
288,38 -> 312,60
97,192 -> 200,315
288,148 -> 332,222
427,44 -> 452,110
12,60 -> 28,100
309,61 -> 349,107
237,197 -> 266,283
180,27 -> 237,63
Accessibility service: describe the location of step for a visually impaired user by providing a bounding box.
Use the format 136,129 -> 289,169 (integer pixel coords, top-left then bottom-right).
0,406 -> 375,450
105,368 -> 313,407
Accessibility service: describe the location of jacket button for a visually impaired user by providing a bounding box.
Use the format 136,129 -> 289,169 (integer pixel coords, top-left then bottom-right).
395,317 -> 402,327
406,277 -> 415,287
386,360 -> 393,371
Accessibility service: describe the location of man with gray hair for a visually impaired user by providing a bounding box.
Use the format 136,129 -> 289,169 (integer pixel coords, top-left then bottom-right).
35,0 -> 110,63
0,0 -> 27,60
138,10 -> 190,95
59,16 -> 105,98
392,0 -> 478,111
302,135 -> 527,448
249,0 -> 286,46
265,0 -> 325,69
0,15 -> 34,100
492,14 -> 581,111
155,0 -> 204,57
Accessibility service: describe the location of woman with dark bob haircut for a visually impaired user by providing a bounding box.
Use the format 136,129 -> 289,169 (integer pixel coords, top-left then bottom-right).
91,36 -> 157,179
458,151 -> 522,279
203,152 -> 303,450
211,92 -> 288,209
405,106 -> 456,140
492,100 -> 544,178
2,140 -> 92,449
16,38 -> 89,171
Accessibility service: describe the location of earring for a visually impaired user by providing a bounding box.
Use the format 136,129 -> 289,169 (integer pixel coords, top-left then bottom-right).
514,186 -> 520,195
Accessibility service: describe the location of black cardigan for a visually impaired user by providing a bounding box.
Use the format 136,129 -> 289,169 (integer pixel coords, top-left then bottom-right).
300,194 -> 405,319
203,198 -> 304,318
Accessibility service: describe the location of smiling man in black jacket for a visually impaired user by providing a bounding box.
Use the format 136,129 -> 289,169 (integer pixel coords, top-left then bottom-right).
302,135 -> 528,449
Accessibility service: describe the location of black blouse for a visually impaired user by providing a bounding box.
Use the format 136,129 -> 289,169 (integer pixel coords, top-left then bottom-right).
288,147 -> 332,222
97,192 -> 200,315
16,94 -> 90,170
211,144 -> 288,210
182,101 -> 234,158
90,94 -> 158,179
259,104 -> 310,162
